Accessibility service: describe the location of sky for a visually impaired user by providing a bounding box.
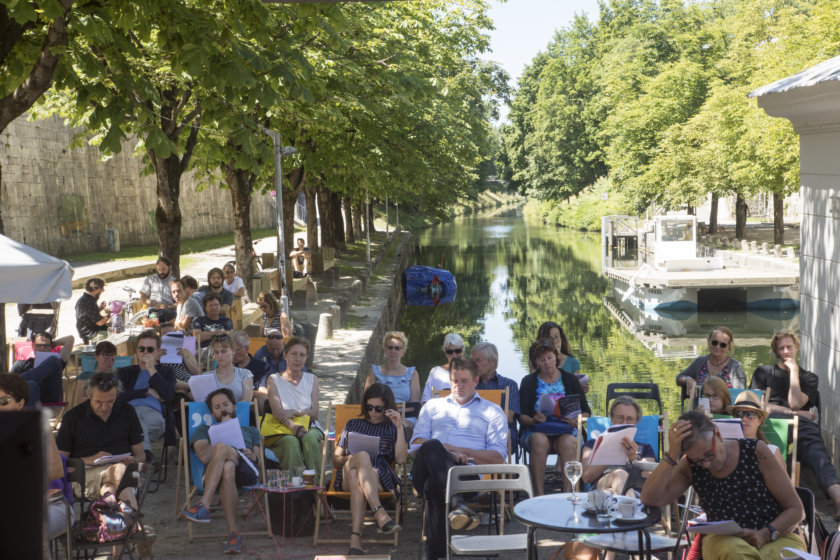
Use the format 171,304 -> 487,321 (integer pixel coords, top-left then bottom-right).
483,0 -> 602,121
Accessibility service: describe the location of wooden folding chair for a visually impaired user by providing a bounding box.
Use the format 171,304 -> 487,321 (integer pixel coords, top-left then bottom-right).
175,399 -> 270,541
249,337 -> 267,357
313,402 -> 404,547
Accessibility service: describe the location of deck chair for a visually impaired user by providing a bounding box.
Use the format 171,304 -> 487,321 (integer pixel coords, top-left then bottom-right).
606,382 -> 663,415
445,464 -> 533,560
313,402 -> 404,547
72,462 -> 157,560
763,415 -> 799,482
80,355 -> 133,373
249,337 -> 267,356
176,399 -> 269,542
728,387 -> 767,406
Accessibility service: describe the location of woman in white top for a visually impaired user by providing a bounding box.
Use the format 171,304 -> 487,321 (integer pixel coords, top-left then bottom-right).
420,332 -> 465,403
202,334 -> 253,402
222,262 -> 246,298
266,337 -> 323,477
729,390 -> 785,467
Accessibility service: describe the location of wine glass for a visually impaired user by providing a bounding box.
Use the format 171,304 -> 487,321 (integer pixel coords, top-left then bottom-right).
564,460 -> 583,502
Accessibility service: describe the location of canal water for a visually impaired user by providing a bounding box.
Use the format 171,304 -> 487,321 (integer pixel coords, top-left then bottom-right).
397,210 -> 796,421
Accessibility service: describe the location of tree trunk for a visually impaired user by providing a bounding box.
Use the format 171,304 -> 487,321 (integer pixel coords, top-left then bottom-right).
708,193 -> 718,234
687,205 -> 695,216
364,200 -> 377,234
148,151 -> 185,277
343,197 -> 355,243
316,181 -> 334,249
282,166 -> 305,292
773,192 -> 785,246
224,161 -> 256,300
352,203 -> 363,239
735,194 -> 747,239
303,182 -> 319,251
329,190 -> 346,250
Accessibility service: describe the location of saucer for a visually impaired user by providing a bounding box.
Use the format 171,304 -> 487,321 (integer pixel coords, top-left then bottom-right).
610,510 -> 646,522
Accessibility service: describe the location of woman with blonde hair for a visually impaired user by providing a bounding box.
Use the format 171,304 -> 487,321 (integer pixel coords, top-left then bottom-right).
677,326 -> 746,400
697,376 -> 732,416
257,291 -> 292,338
364,331 -> 420,429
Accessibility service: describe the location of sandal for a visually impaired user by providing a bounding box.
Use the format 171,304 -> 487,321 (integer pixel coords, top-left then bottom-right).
347,531 -> 364,556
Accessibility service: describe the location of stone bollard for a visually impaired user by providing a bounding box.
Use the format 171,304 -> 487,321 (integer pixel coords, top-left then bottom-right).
749,240 -> 757,253
761,242 -> 768,254
774,244 -> 782,258
741,239 -> 749,251
359,271 -> 369,293
317,313 -> 333,340
351,279 -> 363,301
785,247 -> 796,259
329,304 -> 341,330
337,295 -> 351,319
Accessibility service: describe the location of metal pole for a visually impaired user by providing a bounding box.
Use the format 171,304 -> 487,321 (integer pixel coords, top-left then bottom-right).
385,194 -> 389,237
272,132 -> 290,316
396,202 -> 399,231
366,188 -> 371,262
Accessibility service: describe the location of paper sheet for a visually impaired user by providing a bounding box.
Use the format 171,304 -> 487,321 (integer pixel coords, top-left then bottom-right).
347,432 -> 380,457
713,418 -> 744,440
780,547 -> 820,560
160,332 -> 196,364
91,453 -> 132,466
34,351 -> 56,367
686,520 -> 742,535
588,425 -> 637,466
188,374 -> 220,404
208,418 -> 246,449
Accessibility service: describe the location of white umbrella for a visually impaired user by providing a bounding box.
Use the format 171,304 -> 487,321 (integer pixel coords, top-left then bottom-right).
0,234 -> 74,302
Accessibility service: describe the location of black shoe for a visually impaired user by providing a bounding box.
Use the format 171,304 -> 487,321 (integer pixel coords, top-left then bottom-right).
378,520 -> 401,535
448,503 -> 480,531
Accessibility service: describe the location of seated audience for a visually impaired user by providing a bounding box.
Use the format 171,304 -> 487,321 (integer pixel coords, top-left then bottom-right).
697,376 -> 732,416
139,256 -> 177,323
750,330 -> 840,518
0,374 -> 73,541
420,332 -> 465,403
76,340 -> 119,407
535,321 -> 587,391
56,372 -> 145,509
180,274 -> 204,311
257,291 -> 292,338
265,337 -> 323,478
180,388 -> 260,554
222,262 -> 247,298
581,396 -> 657,494
730,391 -> 785,466
642,412 -> 804,560
471,341 -> 520,454
171,278 -> 202,332
333,384 -> 405,554
253,328 -> 291,375
75,277 -> 109,343
364,331 -> 420,430
11,331 -> 74,407
290,237 -> 311,277
198,334 -> 253,403
192,293 -> 234,349
197,267 -> 233,315
411,357 -> 507,560
231,331 -> 271,412
519,338 -> 590,496
677,327 -> 746,401
115,330 -> 177,464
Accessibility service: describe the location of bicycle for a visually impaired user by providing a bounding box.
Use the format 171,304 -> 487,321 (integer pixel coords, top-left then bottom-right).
122,286 -> 152,330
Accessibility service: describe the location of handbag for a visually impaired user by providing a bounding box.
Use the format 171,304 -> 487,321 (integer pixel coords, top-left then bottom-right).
260,412 -> 311,444
81,494 -> 130,543
531,416 -> 576,435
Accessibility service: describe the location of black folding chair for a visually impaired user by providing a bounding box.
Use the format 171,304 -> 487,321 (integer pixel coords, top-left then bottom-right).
796,486 -> 816,554
606,383 -> 663,415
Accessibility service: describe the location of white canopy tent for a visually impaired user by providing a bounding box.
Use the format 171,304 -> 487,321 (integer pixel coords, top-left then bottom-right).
0,234 -> 74,303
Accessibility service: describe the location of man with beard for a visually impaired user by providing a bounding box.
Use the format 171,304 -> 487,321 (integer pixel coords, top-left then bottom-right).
139,257 -> 177,323
197,267 -> 233,315
75,277 -> 110,343
180,388 -> 260,554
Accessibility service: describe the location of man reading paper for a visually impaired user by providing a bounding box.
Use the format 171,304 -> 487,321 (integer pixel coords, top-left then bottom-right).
180,388 -> 260,555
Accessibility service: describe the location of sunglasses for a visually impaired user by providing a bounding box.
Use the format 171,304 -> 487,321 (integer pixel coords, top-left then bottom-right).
386,345 -> 403,351
366,404 -> 384,413
444,348 -> 463,356
733,409 -> 759,420
0,396 -> 17,406
137,346 -> 157,353
686,436 -> 717,467
710,340 -> 728,349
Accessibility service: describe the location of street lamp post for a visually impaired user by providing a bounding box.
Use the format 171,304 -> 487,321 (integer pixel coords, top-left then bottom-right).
261,127 -> 298,316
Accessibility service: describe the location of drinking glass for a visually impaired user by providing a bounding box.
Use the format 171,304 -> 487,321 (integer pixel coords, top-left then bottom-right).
266,469 -> 280,489
564,460 -> 583,503
279,470 -> 290,489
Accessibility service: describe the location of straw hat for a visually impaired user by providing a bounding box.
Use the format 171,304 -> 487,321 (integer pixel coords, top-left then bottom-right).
728,391 -> 767,421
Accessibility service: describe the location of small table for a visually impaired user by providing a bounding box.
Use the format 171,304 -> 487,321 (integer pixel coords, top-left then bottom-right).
244,484 -> 329,556
513,493 -> 661,560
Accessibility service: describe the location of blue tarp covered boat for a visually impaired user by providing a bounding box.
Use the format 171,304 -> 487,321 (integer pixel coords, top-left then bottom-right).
402,265 -> 457,307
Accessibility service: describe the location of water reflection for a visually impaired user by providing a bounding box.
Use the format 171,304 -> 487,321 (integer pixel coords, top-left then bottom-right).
398,212 -> 795,421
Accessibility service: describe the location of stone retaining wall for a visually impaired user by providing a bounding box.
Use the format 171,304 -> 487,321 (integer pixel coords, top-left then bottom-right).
0,114 -> 275,255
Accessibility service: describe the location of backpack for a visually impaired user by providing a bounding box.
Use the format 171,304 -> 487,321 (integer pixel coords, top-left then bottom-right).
81,494 -> 130,543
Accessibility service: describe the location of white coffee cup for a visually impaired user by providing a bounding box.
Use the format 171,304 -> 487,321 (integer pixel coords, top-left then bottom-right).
587,489 -> 612,512
291,476 -> 303,487
617,498 -> 636,519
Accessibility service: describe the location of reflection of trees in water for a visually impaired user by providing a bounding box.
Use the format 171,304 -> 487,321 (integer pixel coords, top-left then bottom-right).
399,215 -> 784,420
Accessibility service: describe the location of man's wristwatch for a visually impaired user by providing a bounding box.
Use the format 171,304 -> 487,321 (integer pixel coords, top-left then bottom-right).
766,523 -> 779,541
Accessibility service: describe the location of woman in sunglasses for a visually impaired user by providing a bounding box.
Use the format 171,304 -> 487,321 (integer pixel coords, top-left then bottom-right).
729,391 -> 785,466
420,332 -> 465,403
256,291 -> 292,338
642,412 -> 804,559
365,331 -> 420,431
677,326 -> 746,402
333,383 -> 405,555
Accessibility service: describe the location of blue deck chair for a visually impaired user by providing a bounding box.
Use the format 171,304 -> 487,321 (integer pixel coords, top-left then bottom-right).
176,399 -> 263,541
80,354 -> 133,373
